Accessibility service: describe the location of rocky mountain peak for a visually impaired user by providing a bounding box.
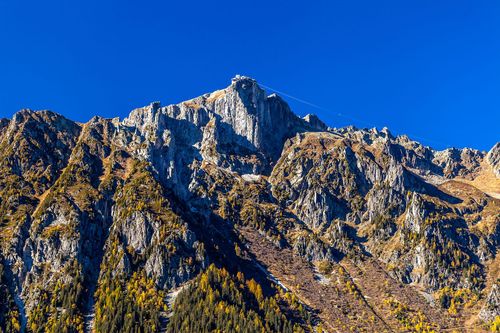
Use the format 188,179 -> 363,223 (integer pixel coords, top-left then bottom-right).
119,77 -> 321,174
303,114 -> 327,131
231,74 -> 257,84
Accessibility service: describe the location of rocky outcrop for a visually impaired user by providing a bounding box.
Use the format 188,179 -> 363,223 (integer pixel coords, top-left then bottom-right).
123,76 -> 317,178
303,114 -> 327,131
433,147 -> 484,179
333,126 -> 487,181
402,193 -> 427,237
480,283 -> 500,322
0,109 -> 81,192
487,142 -> 500,177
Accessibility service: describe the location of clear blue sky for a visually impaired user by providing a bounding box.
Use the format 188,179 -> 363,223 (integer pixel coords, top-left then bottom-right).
0,1 -> 498,151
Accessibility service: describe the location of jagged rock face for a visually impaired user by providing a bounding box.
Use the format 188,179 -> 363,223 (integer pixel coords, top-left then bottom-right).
480,283 -> 500,322
333,126 -> 487,181
402,193 -> 427,236
0,119 -> 11,151
105,161 -> 207,290
303,114 -> 327,131
0,110 -> 82,257
269,132 -> 412,231
0,76 -> 499,333
488,142 -> 500,177
433,147 -> 484,179
123,76 -> 317,180
0,110 -> 81,192
0,114 -> 209,330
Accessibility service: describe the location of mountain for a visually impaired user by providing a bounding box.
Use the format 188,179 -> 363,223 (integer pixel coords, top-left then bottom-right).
0,75 -> 499,333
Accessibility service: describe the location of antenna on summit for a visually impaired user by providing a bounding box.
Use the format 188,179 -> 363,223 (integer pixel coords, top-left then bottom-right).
232,75 -> 255,83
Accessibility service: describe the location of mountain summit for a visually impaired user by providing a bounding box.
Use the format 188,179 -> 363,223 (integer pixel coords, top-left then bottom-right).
0,77 -> 499,333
